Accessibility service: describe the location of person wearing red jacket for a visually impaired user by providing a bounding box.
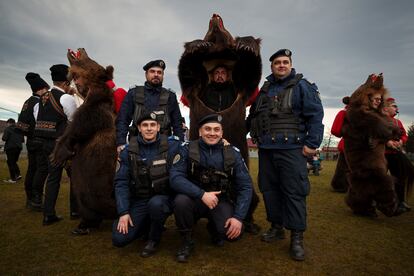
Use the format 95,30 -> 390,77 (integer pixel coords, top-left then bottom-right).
106,80 -> 127,114
383,98 -> 413,213
330,97 -> 350,193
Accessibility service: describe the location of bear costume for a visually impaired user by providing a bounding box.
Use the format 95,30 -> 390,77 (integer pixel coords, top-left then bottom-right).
52,48 -> 117,234
178,14 -> 262,233
342,73 -> 401,217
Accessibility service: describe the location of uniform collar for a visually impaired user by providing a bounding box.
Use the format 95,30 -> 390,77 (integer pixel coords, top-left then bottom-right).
137,133 -> 160,146
198,138 -> 224,151
144,81 -> 162,92
266,68 -> 296,85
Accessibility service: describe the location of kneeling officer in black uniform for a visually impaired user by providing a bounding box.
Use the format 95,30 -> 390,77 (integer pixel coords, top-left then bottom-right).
170,114 -> 253,263
112,112 -> 180,257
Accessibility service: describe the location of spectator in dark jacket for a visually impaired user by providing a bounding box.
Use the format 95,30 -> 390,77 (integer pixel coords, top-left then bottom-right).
2,118 -> 24,183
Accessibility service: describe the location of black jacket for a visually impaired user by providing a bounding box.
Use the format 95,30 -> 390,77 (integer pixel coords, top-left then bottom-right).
2,125 -> 24,151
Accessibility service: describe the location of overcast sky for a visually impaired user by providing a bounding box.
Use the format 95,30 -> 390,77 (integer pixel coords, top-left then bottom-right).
1,0 -> 414,139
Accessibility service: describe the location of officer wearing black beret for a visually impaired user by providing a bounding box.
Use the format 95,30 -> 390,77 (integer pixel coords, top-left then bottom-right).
247,48 -> 324,261
142,60 -> 166,71
116,59 -> 184,155
170,114 -> 253,262
112,111 -> 180,257
268,48 -> 292,62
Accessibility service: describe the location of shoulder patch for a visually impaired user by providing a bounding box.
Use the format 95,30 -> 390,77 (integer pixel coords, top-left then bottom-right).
115,160 -> 121,172
232,146 -> 240,152
172,154 -> 181,164
168,135 -> 180,141
302,78 -> 315,85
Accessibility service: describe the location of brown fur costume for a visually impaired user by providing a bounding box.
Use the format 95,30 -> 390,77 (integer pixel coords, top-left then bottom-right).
178,14 -> 262,165
342,74 -> 401,216
52,48 -> 117,229
178,14 -> 262,231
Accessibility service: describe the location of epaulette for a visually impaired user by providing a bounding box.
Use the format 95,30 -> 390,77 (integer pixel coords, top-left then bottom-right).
301,78 -> 319,92
121,144 -> 129,153
302,78 -> 315,85
168,135 -> 180,141
232,146 -> 240,152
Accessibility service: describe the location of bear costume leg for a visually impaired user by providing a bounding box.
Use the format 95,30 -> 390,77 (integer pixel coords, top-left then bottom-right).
346,168 -> 398,217
374,174 -> 398,217
346,170 -> 377,217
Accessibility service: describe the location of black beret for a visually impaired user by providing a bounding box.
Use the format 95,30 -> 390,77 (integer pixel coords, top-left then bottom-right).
269,49 -> 292,62
143,59 -> 166,71
198,114 -> 223,129
136,111 -> 158,125
25,72 -> 50,93
50,64 -> 69,81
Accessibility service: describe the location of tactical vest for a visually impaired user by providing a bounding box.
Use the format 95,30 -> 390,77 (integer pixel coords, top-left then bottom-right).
250,74 -> 303,143
128,134 -> 170,198
131,86 -> 171,135
16,95 -> 39,138
34,89 -> 67,139
187,141 -> 236,201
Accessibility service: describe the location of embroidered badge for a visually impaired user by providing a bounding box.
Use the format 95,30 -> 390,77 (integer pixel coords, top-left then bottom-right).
173,154 -> 181,164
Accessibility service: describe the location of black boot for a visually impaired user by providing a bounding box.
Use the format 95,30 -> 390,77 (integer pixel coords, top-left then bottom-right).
30,195 -> 43,212
140,240 -> 158,258
176,231 -> 194,263
244,220 -> 261,235
290,230 -> 305,261
261,224 -> 285,242
206,221 -> 224,247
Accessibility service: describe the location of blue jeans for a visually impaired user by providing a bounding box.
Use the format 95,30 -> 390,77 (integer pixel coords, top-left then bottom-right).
112,195 -> 172,247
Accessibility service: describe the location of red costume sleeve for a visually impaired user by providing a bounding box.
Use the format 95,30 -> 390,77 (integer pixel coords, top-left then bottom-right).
331,109 -> 346,138
180,94 -> 189,107
113,88 -> 127,114
397,119 -> 408,143
246,87 -> 260,107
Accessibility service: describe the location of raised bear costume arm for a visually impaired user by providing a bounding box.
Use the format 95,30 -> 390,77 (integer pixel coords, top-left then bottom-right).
52,104 -> 115,165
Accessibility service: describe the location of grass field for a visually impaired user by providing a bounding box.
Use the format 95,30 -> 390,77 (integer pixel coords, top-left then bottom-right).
0,156 -> 413,275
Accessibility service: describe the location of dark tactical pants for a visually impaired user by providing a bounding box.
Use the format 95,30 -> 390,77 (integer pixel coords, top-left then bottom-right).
174,194 -> 235,240
112,195 -> 172,247
258,148 -> 310,231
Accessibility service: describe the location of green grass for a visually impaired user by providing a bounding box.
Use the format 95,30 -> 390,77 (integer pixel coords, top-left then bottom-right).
0,156 -> 413,275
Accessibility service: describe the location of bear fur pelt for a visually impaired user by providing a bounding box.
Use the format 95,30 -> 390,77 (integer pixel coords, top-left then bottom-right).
342,74 -> 401,217
178,13 -> 262,166
178,14 -> 262,233
52,48 -> 117,229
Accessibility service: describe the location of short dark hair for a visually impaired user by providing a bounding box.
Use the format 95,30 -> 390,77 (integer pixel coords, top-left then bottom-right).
6,118 -> 15,124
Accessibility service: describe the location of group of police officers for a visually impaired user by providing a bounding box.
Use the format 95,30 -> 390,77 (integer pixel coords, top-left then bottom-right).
18,48 -> 324,262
